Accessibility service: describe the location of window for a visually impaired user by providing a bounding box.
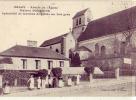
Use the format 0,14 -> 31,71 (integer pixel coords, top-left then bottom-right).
95,43 -> 99,56
21,59 -> 27,69
35,60 -> 41,69
76,19 -> 78,26
101,46 -> 106,56
60,61 -> 64,67
56,49 -> 59,53
50,46 -> 52,49
79,18 -> 81,25
48,61 -> 53,69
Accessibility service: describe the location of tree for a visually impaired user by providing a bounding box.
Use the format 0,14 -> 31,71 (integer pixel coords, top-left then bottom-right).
84,67 -> 94,76
38,69 -> 48,79
73,52 -> 81,67
51,68 -> 62,78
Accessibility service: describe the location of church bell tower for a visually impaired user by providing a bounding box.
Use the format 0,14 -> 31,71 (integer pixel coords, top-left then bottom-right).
72,8 -> 92,41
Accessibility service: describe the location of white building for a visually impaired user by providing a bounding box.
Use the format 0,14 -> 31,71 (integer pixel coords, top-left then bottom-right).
0,45 -> 69,70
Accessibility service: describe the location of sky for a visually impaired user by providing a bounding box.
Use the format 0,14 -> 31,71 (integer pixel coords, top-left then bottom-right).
0,0 -> 136,52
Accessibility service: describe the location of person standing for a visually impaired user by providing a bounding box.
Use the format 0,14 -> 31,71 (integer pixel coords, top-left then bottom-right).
37,77 -> 41,89
52,77 -> 57,88
76,74 -> 81,85
67,77 -> 72,86
3,81 -> 10,94
58,78 -> 64,88
48,76 -> 53,88
27,75 -> 35,90
45,76 -> 48,88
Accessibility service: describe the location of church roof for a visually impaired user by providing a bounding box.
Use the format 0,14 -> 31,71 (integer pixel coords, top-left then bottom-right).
0,45 -> 69,60
73,8 -> 89,19
78,6 -> 136,42
76,46 -> 92,52
40,33 -> 68,47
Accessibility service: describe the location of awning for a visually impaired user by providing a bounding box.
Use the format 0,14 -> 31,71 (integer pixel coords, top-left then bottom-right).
62,67 -> 85,75
93,67 -> 104,75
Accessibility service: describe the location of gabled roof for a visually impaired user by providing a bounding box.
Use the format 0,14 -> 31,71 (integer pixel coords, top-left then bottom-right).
73,8 -> 89,19
78,6 -> 136,42
0,45 -> 69,60
40,33 -> 68,47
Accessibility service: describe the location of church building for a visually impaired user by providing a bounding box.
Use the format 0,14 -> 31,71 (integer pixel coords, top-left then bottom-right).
40,6 -> 136,67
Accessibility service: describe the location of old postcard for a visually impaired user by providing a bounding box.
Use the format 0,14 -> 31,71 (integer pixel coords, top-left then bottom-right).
0,0 -> 135,98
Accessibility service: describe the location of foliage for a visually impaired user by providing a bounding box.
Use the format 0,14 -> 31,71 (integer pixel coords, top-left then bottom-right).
73,53 -> 81,67
51,67 -> 62,78
2,70 -> 31,86
37,69 -> 48,78
69,52 -> 81,67
84,67 -> 94,76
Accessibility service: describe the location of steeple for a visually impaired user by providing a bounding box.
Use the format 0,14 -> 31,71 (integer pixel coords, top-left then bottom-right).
72,8 -> 92,40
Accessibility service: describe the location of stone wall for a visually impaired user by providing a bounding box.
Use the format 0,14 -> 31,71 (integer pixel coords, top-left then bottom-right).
79,29 -> 136,56
82,56 -> 123,69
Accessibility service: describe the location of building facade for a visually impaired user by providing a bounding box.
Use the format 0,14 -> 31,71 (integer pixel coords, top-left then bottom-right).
77,7 -> 136,58
40,32 -> 76,58
0,45 -> 69,70
40,7 -> 136,67
72,8 -> 92,40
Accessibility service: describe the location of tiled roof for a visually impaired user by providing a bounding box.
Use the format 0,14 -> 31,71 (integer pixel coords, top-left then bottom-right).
73,8 -> 88,19
40,33 -> 68,47
78,6 -> 136,42
0,45 -> 69,60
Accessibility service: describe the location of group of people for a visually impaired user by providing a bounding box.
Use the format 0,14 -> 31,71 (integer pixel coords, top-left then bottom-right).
27,74 -> 81,90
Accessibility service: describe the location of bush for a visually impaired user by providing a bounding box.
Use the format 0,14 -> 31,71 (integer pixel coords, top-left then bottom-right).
2,70 -> 31,86
51,67 -> 62,78
84,67 -> 94,76
37,69 -> 48,78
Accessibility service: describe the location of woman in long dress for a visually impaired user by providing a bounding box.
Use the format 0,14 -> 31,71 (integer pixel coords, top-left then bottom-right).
58,78 -> 64,88
37,77 -> 41,89
28,75 -> 35,90
67,77 -> 72,86
3,81 -> 10,94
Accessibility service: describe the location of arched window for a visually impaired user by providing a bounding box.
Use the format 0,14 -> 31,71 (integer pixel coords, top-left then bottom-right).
56,49 -> 59,53
76,19 -> 78,26
101,46 -> 106,56
79,18 -> 81,25
95,43 -> 99,56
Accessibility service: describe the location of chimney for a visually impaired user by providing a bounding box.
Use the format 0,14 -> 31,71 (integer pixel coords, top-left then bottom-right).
27,40 -> 37,47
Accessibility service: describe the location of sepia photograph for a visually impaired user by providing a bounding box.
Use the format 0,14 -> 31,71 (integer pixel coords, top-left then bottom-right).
0,0 -> 135,97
